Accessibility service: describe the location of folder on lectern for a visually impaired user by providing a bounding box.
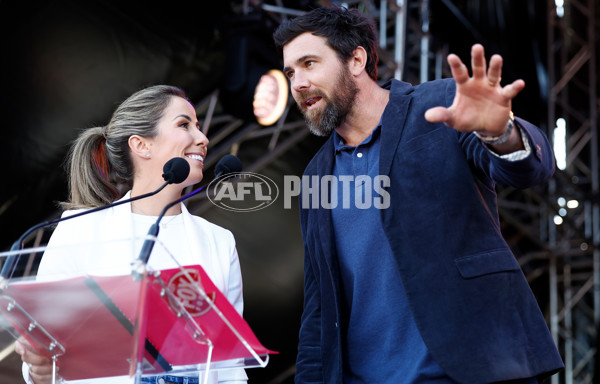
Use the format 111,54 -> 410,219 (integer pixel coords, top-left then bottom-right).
0,237 -> 276,382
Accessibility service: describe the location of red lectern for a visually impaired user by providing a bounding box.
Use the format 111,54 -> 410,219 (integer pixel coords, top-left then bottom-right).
0,238 -> 275,383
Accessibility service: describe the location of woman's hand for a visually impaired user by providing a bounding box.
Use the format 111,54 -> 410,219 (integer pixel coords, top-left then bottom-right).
15,338 -> 56,384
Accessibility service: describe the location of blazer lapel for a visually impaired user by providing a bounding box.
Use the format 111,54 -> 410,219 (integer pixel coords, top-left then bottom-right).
313,136 -> 340,284
380,80 -> 413,176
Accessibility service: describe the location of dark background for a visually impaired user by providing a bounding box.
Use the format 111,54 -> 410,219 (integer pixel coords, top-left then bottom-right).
0,0 -> 554,382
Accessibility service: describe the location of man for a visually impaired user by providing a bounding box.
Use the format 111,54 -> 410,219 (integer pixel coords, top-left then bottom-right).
273,5 -> 563,384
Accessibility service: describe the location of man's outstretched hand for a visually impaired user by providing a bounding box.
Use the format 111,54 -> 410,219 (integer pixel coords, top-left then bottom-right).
425,44 -> 525,138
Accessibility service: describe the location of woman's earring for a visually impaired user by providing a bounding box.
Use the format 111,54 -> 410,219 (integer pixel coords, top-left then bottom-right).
145,153 -> 151,158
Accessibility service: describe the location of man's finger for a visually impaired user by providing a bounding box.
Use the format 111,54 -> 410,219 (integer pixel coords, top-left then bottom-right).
447,54 -> 469,84
470,44 -> 487,79
424,106 -> 452,124
501,79 -> 526,100
486,54 -> 503,86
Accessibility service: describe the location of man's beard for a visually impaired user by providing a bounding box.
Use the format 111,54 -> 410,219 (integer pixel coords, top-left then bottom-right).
298,66 -> 359,137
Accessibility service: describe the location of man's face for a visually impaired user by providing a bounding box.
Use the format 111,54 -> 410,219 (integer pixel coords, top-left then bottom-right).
283,33 -> 358,136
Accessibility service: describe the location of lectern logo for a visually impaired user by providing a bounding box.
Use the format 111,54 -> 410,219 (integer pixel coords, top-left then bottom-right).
167,269 -> 215,317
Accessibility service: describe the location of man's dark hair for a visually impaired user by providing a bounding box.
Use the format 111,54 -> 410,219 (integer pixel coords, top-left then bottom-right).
273,5 -> 379,81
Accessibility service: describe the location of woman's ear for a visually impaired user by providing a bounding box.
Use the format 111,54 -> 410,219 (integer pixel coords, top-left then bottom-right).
128,135 -> 151,160
349,46 -> 368,76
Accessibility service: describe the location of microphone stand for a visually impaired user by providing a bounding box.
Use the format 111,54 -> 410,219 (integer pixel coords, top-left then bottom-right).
132,154 -> 242,280
132,185 -> 206,281
1,181 -> 172,281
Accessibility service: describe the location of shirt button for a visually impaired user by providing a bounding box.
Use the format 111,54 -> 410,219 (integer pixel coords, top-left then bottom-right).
357,152 -> 363,158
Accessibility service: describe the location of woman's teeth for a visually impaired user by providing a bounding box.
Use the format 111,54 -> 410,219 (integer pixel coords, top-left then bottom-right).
187,154 -> 204,161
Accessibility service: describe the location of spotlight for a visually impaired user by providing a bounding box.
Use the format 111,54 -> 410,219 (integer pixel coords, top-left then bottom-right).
253,69 -> 289,126
219,10 -> 285,125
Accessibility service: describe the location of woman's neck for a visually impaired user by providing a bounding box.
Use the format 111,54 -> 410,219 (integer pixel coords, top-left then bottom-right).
130,184 -> 183,216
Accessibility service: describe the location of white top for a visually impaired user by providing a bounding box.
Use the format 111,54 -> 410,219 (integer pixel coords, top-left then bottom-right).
22,192 -> 248,384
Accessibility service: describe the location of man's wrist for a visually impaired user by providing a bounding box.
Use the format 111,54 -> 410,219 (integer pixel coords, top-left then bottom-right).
474,111 -> 515,145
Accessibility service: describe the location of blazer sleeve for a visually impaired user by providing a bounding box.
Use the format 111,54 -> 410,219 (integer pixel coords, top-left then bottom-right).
491,116 -> 556,188
440,80 -> 556,189
36,209 -> 88,280
460,118 -> 556,189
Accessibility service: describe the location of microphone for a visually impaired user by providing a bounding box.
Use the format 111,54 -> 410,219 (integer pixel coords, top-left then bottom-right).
133,155 -> 242,277
1,157 -> 190,280
161,157 -> 190,185
214,154 -> 242,179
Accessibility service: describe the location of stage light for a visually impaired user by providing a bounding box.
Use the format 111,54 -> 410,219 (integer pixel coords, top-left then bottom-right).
253,69 -> 288,126
553,118 -> 566,170
218,10 -> 286,125
567,200 -> 579,209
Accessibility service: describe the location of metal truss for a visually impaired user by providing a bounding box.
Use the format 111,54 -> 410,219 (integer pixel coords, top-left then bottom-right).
184,0 -> 443,214
184,89 -> 310,214
546,0 -> 599,382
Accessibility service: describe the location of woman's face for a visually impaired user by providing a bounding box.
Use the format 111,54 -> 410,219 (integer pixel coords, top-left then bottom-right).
146,96 -> 209,188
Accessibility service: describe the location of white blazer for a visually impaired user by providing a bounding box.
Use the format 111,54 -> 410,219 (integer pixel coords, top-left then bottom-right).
23,192 -> 247,384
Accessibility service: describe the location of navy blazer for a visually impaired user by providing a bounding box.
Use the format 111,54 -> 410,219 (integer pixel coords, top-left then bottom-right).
296,78 -> 564,383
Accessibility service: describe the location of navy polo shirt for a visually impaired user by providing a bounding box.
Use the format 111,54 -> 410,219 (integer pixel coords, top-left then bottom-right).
331,125 -> 450,383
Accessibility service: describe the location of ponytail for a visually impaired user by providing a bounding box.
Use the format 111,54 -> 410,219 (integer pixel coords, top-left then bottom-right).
61,126 -> 121,209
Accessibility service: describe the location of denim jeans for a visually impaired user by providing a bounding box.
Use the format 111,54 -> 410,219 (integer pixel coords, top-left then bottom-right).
140,375 -> 200,384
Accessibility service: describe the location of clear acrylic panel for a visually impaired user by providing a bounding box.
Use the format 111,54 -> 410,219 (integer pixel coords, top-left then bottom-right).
0,233 -> 273,383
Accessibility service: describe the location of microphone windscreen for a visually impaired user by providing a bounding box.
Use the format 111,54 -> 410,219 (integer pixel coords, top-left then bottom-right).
162,157 -> 190,184
215,155 -> 242,177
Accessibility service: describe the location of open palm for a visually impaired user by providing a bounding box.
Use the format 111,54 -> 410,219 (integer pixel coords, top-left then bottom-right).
425,44 -> 525,137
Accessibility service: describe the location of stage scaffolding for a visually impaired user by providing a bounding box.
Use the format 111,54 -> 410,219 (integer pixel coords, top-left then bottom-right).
546,0 -> 599,382
186,1 -> 600,382
185,0 -> 445,215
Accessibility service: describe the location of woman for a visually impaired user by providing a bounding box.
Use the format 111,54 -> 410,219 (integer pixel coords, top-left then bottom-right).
14,85 -> 248,384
